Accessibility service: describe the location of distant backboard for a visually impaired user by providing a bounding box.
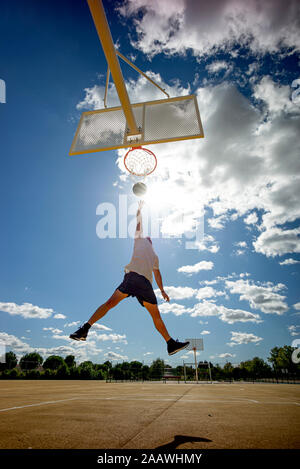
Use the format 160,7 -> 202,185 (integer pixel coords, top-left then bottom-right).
185,338 -> 204,351
69,94 -> 204,155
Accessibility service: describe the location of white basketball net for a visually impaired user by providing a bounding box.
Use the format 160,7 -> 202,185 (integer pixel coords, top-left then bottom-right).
124,147 -> 157,177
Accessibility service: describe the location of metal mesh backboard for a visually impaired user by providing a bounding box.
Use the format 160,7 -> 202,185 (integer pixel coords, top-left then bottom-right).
185,338 -> 204,351
69,95 -> 204,155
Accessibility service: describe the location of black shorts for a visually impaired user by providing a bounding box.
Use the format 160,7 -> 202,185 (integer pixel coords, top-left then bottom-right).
116,271 -> 157,307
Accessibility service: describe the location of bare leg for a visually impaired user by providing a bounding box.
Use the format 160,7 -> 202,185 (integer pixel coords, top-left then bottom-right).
143,302 -> 171,342
88,289 -> 128,326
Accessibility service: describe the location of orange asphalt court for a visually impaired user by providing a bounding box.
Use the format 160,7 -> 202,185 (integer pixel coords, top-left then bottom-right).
0,380 -> 299,449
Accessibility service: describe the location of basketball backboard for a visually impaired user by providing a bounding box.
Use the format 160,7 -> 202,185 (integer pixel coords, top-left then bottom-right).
185,338 -> 204,351
69,94 -> 204,155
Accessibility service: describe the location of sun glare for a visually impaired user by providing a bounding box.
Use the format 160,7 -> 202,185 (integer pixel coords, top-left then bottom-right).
143,180 -> 187,210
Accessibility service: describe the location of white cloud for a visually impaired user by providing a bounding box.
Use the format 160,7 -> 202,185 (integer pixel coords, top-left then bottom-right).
226,279 -> 288,315
240,273 -> 251,278
0,331 -> 106,364
244,212 -> 258,225
219,307 -> 262,324
190,300 -> 262,324
0,302 -> 53,319
155,286 -> 197,300
253,76 -> 299,117
293,302 -> 300,311
200,330 -> 211,335
254,227 -> 300,258
227,331 -> 263,347
52,334 -> 71,341
196,286 -> 224,300
104,351 -> 128,361
192,236 -> 220,253
288,325 -> 300,337
279,258 -> 300,265
118,0 -> 300,57
64,321 -> 80,328
177,260 -> 214,274
43,327 -> 63,334
53,314 -> 66,319
0,332 -> 34,356
236,242 -> 247,248
218,353 -> 236,359
207,215 -> 227,230
158,302 -> 191,316
91,323 -> 113,331
206,61 -> 231,75
96,333 -> 128,344
233,241 -> 248,256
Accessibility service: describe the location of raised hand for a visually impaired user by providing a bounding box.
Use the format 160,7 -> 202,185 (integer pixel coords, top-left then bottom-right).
161,289 -> 170,302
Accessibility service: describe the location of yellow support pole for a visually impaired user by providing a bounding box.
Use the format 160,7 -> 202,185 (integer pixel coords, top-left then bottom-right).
86,0 -> 139,135
116,50 -> 170,98
103,66 -> 110,108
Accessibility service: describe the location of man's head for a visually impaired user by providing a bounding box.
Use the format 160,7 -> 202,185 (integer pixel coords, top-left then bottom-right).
146,236 -> 152,245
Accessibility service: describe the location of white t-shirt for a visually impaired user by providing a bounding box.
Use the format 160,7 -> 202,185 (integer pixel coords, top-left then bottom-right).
125,238 -> 159,283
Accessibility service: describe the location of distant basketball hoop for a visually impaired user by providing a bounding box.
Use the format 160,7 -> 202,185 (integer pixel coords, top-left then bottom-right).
184,338 -> 204,383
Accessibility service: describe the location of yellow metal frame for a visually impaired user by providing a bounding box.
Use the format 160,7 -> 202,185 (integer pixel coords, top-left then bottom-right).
87,0 -> 139,135
69,94 -> 204,156
116,50 -> 170,98
70,0 -> 204,156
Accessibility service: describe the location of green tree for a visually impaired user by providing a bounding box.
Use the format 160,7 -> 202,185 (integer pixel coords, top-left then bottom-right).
223,362 -> 234,379
43,368 -> 57,379
141,365 -> 150,381
26,369 -> 41,379
43,355 -> 66,370
268,346 -> 300,373
0,351 -> 17,371
103,361 -> 112,370
175,365 -> 184,377
240,357 -> 272,379
0,368 -> 23,379
94,368 -> 105,380
65,355 -> 76,368
56,362 -> 70,379
111,364 -> 124,380
19,352 -> 43,371
149,358 -> 164,380
77,361 -> 95,379
212,364 -> 224,380
8,368 -> 22,379
129,361 -> 143,380
184,365 -> 195,380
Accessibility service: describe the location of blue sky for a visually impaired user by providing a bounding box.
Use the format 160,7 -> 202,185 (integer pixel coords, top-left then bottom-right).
1,0 -> 300,368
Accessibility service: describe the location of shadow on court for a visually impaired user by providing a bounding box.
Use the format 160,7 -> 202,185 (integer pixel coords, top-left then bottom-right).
156,435 -> 212,449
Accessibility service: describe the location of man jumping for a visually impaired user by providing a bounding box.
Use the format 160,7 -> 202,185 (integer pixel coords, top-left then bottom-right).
70,201 -> 189,356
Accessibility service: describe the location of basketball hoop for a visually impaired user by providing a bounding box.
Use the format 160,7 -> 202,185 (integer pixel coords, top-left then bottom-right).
124,146 -> 157,177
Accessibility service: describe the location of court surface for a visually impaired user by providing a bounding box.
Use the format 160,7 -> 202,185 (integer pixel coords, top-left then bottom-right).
0,380 -> 299,449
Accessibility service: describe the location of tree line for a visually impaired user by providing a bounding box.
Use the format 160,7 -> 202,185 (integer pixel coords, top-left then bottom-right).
0,345 -> 299,381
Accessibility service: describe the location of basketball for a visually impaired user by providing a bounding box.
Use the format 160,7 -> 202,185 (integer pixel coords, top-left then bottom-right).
132,182 -> 147,197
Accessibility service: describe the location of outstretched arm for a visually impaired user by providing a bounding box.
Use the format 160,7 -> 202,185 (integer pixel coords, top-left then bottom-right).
153,269 -> 170,302
135,200 -> 144,238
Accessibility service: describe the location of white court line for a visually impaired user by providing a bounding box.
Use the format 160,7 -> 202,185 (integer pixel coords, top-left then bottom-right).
97,397 -> 259,404
1,396 -> 299,413
93,397 -> 299,405
0,397 -> 78,412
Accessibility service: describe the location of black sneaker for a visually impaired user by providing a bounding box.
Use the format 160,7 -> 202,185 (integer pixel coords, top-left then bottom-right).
167,338 -> 190,355
69,323 -> 90,341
